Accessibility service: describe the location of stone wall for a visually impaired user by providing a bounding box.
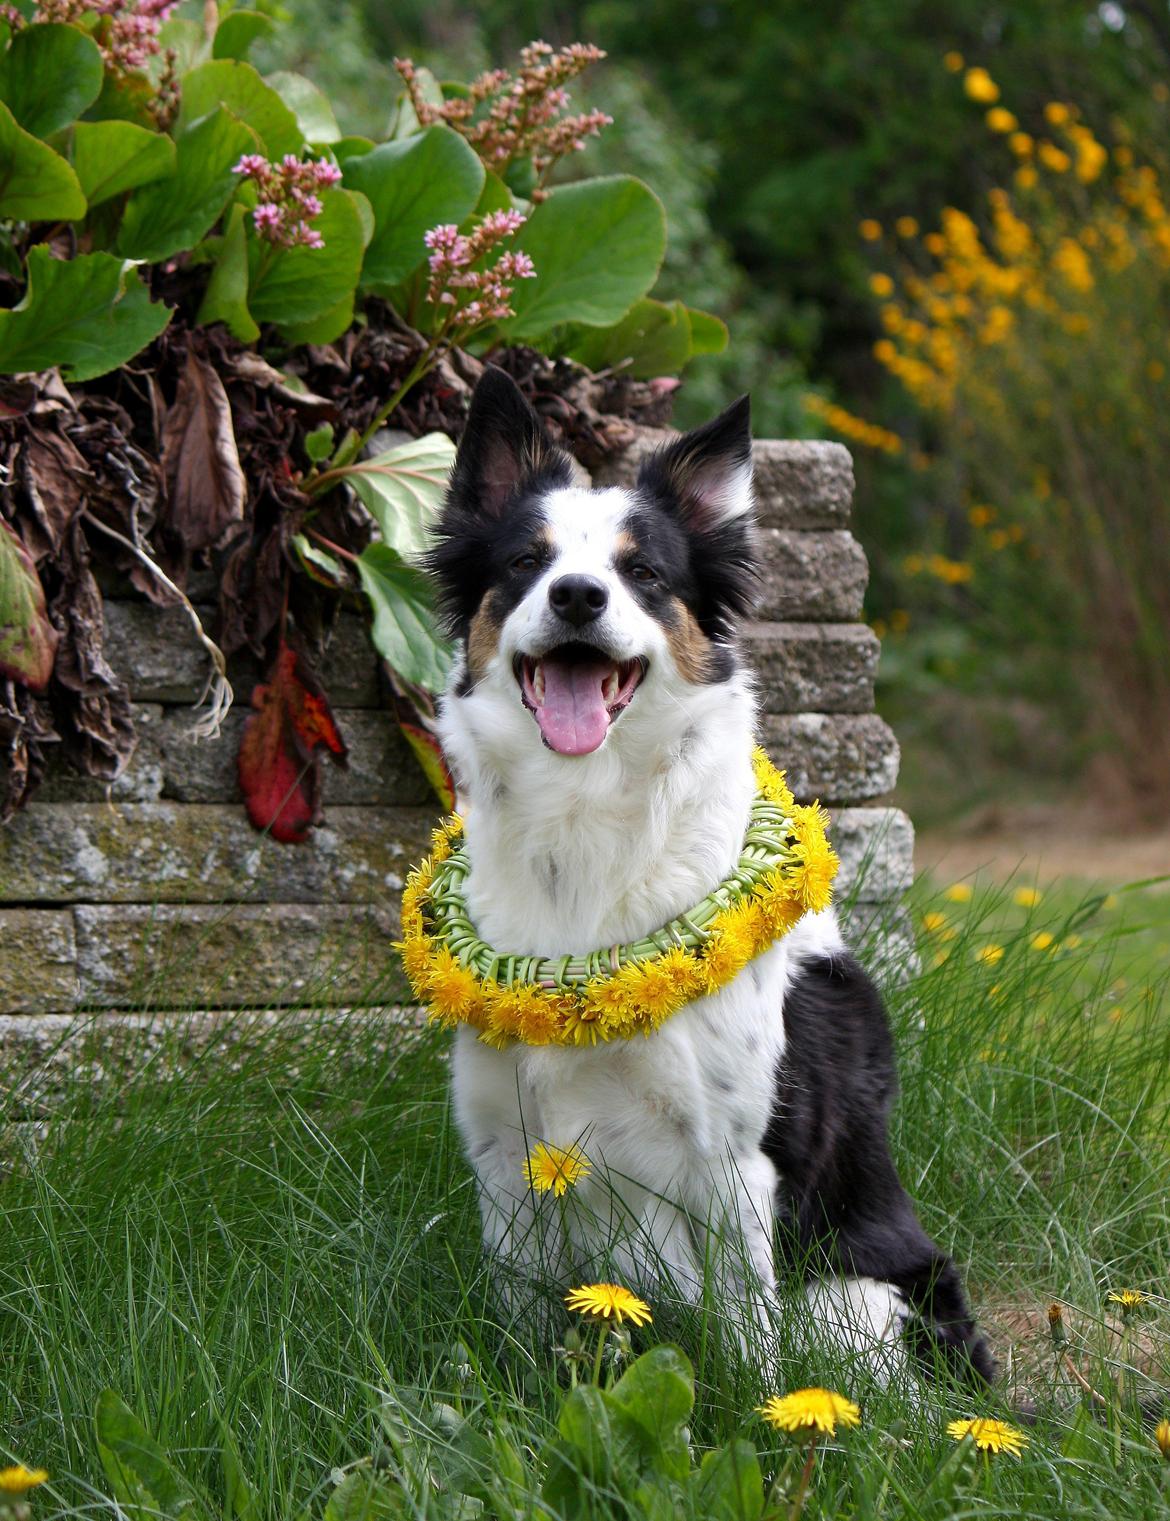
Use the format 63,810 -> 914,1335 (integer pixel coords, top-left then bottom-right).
0,434 -> 913,1033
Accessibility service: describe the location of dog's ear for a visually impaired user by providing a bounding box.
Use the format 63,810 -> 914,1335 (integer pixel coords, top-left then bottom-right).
637,395 -> 754,533
450,367 -> 564,517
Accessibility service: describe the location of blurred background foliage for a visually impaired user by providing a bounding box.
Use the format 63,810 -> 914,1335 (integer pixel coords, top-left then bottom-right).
253,0 -> 1170,825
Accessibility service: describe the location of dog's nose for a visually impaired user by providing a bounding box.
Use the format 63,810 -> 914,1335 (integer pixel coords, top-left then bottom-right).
548,573 -> 609,626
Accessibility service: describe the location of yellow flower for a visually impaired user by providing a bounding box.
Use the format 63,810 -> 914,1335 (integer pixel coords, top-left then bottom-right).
986,107 -> 1017,133
1155,1418 -> 1170,1459
787,806 -> 839,912
1013,887 -> 1042,907
1030,931 -> 1055,952
963,67 -> 999,103
1107,1288 -> 1148,1312
943,50 -> 964,73
400,933 -> 436,989
1009,130 -> 1034,156
524,1141 -> 590,1196
944,883 -> 973,903
895,215 -> 919,237
922,911 -> 948,934
869,272 -> 894,297
509,983 -> 566,1044
947,1418 -> 1028,1456
565,1283 -> 652,1326
858,218 -> 882,241
1038,142 -> 1071,173
758,1388 -> 861,1436
425,945 -> 480,1025
1015,165 -> 1039,190
0,1468 -> 49,1494
752,747 -> 795,810
1044,101 -> 1071,126
564,991 -> 618,1046
976,944 -> 1005,966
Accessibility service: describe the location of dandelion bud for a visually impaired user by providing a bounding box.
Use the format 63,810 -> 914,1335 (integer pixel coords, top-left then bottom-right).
1047,1301 -> 1067,1349
1155,1418 -> 1170,1459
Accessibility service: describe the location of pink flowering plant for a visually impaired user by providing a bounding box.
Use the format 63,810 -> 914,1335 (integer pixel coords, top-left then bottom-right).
233,154 -> 344,251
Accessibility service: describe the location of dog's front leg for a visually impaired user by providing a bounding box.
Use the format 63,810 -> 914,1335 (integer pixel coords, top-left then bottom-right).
688,1148 -> 781,1344
451,1028 -> 570,1305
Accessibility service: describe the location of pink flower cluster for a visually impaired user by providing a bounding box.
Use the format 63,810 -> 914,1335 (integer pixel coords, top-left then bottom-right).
423,210 -> 536,331
396,42 -> 613,198
232,154 -> 343,250
29,0 -> 176,73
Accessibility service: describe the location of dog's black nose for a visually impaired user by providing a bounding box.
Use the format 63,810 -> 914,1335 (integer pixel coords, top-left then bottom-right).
549,573 -> 608,626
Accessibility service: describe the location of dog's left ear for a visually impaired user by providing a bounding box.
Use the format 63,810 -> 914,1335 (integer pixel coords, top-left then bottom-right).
637,394 -> 753,533
450,366 -> 568,518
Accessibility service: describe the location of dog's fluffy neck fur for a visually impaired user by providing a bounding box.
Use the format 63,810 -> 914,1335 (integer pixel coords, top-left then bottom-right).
439,660 -> 757,958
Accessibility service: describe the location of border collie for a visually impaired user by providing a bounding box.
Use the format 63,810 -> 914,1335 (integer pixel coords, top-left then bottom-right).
427,366 -> 994,1383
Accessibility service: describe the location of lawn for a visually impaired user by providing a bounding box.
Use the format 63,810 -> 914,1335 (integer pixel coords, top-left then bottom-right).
1,873 -> 1167,1520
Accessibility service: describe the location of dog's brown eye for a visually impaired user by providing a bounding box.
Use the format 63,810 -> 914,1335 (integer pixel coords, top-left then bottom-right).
514,553 -> 539,571
630,564 -> 656,582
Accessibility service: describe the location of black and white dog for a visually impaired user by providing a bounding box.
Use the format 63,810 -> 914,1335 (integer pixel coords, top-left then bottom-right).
427,366 -> 994,1384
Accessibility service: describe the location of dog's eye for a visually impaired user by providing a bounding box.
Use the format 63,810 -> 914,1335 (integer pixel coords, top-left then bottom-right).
513,553 -> 540,572
630,564 -> 656,583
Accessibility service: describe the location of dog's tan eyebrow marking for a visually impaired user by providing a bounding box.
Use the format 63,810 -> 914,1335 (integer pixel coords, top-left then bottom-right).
613,528 -> 639,557
467,592 -> 504,681
666,597 -> 712,683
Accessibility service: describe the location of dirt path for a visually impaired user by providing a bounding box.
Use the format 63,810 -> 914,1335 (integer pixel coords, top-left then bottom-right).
915,825 -> 1170,887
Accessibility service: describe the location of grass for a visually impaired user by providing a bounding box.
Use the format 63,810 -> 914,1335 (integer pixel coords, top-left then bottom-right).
1,874 -> 1168,1519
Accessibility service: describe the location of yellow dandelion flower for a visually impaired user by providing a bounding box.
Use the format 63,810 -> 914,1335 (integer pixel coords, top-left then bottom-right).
947,1418 -> 1027,1456
524,1141 -> 590,1196
1030,932 -> 1055,952
612,956 -> 689,1026
565,1283 -> 652,1326
788,807 -> 839,912
896,215 -> 919,237
1155,1418 -> 1170,1459
859,218 -> 882,241
1103,893 -> 1120,910
943,50 -> 964,72
963,67 -> 999,104
0,1468 -> 48,1494
1013,887 -> 1042,907
699,926 -> 754,993
932,949 -> 951,967
986,107 -> 1017,133
564,992 -> 617,1046
758,1388 -> 861,1436
1107,1289 -> 1148,1312
924,231 -> 946,256
1009,131 -> 1034,156
976,944 -> 1005,966
1015,164 -> 1039,190
425,946 -> 480,1025
481,981 -> 523,1040
1044,101 -> 1071,126
944,883 -> 974,903
1038,142 -> 1071,173
510,983 -> 565,1044
752,747 -> 795,809
869,272 -> 894,297
1063,934 -> 1083,949
400,933 -> 436,989
922,911 -> 949,934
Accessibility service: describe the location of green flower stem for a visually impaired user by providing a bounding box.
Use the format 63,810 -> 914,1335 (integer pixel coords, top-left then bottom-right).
789,1435 -> 818,1521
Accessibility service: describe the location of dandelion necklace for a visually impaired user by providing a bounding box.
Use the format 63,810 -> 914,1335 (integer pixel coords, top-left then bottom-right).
398,747 -> 838,1049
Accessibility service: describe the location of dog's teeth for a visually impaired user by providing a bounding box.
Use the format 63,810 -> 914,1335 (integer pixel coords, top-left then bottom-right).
534,662 -> 545,702
603,671 -> 618,703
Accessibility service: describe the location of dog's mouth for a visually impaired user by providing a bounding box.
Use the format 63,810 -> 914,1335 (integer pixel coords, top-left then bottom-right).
515,642 -> 646,756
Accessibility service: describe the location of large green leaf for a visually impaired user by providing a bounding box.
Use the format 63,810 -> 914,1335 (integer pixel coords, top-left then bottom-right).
94,1390 -> 198,1520
0,21 -> 102,138
692,1440 -> 764,1521
247,186 -> 366,327
323,1469 -> 407,1521
343,126 -> 483,288
118,106 -> 256,262
0,518 -> 57,689
212,10 -> 275,62
496,176 -> 667,340
339,433 -> 455,559
688,307 -> 730,356
197,203 -> 259,340
178,59 -> 303,158
0,99 -> 85,221
265,69 -> 340,144
0,246 -> 170,381
565,297 -> 694,379
72,119 -> 176,207
356,543 -> 452,692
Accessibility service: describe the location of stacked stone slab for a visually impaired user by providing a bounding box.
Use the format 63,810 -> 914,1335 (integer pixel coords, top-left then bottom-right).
0,434 -> 914,1033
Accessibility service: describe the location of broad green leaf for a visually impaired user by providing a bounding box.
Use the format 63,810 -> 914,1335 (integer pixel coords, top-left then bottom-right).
94,1390 -> 198,1519
119,106 -> 256,262
219,1423 -> 261,1521
343,126 -> 483,288
248,186 -> 365,326
72,119 -> 175,207
212,10 -> 275,61
197,202 -> 259,341
693,1440 -> 764,1521
688,306 -> 730,356
390,64 -> 442,138
292,532 -> 346,588
276,292 -> 354,345
323,1469 -> 407,1521
356,543 -> 452,692
0,246 -> 170,381
178,59 -> 303,158
156,17 -> 207,75
0,518 -> 57,689
339,433 -> 455,559
0,99 -> 85,221
608,1344 -> 694,1441
565,297 -> 694,380
497,176 -> 667,340
265,69 -> 340,144
472,169 -> 514,219
334,135 -> 374,164
87,69 -> 156,128
0,21 -> 102,138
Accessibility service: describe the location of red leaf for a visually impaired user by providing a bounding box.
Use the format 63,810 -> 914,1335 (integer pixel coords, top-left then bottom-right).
237,642 -> 347,843
399,721 -> 456,812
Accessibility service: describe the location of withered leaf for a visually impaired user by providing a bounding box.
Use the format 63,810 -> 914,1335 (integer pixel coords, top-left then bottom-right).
237,640 -> 347,843
19,423 -> 92,562
161,350 -> 247,552
1,675 -> 59,820
0,517 -> 59,690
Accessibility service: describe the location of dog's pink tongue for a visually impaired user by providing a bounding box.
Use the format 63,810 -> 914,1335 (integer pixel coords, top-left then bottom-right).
537,656 -> 612,755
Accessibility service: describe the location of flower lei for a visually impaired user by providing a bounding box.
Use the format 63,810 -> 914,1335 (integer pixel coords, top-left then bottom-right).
398,747 -> 838,1049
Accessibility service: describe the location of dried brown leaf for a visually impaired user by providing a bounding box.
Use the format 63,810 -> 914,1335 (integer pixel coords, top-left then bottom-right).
161,350 -> 247,553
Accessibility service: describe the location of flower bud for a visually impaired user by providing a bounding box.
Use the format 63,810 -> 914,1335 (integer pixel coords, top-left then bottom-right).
1047,1301 -> 1067,1350
1156,1418 -> 1170,1460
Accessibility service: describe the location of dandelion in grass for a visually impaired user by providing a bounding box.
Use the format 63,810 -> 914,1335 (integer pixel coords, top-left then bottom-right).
976,944 -> 1005,966
944,883 -> 974,903
524,1141 -> 590,1197
1155,1418 -> 1170,1459
565,1283 -> 652,1327
1108,1289 -> 1148,1315
0,1467 -> 48,1494
758,1387 -> 861,1436
947,1418 -> 1028,1456
1013,886 -> 1042,907
922,911 -> 948,934
1030,931 -> 1056,952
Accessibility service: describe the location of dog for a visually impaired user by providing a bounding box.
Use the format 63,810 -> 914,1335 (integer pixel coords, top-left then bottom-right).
426,365 -> 994,1384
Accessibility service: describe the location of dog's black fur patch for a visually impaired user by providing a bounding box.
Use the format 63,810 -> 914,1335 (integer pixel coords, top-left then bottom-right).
765,953 -> 996,1384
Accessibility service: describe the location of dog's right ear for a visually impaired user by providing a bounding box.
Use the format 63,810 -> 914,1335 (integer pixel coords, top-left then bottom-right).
449,367 -> 562,518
